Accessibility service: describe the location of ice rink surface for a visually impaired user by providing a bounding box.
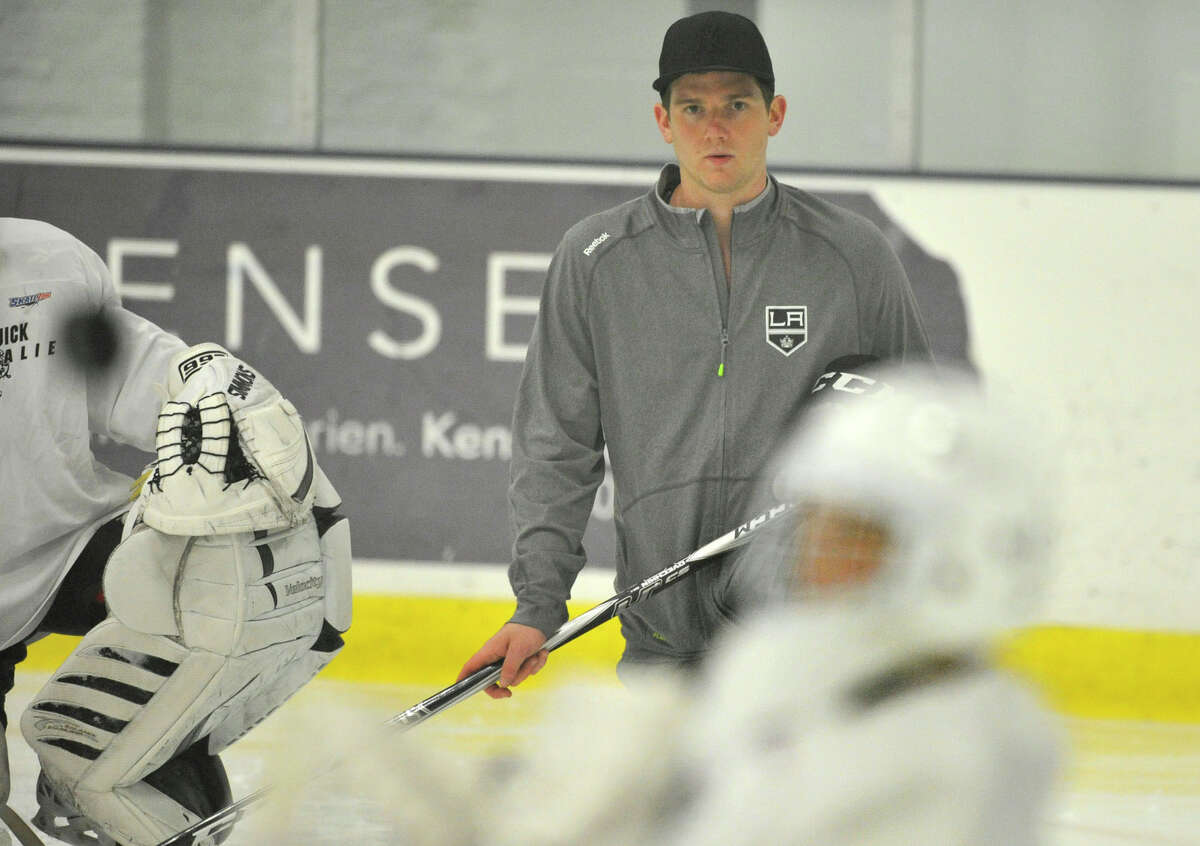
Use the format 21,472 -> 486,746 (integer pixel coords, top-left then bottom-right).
6,672 -> 1199,845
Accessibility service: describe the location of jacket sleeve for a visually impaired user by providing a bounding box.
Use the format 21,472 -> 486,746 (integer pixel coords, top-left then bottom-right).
507,240 -> 605,637
855,221 -> 934,364
77,237 -> 188,452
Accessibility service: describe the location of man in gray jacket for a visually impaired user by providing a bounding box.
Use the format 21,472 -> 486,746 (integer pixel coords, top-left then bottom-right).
458,11 -> 931,695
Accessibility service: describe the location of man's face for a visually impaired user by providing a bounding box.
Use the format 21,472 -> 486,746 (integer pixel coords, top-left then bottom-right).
653,71 -> 785,206
793,504 -> 891,593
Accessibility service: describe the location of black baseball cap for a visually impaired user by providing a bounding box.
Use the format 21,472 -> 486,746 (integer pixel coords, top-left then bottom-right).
653,11 -> 774,94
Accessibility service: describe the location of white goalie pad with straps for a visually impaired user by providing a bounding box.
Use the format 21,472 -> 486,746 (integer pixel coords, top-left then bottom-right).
142,343 -> 317,536
20,470 -> 351,846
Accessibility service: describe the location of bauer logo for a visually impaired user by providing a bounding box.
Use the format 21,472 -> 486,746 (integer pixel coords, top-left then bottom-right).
765,306 -> 807,356
178,349 -> 229,382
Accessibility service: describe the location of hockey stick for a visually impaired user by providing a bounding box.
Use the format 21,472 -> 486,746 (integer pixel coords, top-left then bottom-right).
1,804 -> 47,846
384,501 -> 794,729
156,502 -> 794,846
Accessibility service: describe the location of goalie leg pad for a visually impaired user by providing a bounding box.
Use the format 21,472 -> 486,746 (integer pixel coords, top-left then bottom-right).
175,525 -> 327,657
313,466 -> 353,634
197,473 -> 352,752
196,505 -> 350,752
105,520 -> 328,656
101,529 -> 188,637
20,620 -> 223,845
32,744 -> 232,846
21,516 -> 342,845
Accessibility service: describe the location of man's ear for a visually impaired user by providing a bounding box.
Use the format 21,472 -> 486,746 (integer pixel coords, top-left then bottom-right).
653,102 -> 673,144
767,94 -> 787,138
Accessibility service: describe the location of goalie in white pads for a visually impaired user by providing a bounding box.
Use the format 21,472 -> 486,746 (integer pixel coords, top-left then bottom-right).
1,217 -> 190,843
19,342 -> 352,846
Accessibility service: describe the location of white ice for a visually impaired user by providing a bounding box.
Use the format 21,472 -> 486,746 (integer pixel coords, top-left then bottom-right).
5,672 -> 1198,845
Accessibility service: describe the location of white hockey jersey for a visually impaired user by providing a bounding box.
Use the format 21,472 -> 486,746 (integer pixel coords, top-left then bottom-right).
667,605 -> 1063,846
0,218 -> 186,650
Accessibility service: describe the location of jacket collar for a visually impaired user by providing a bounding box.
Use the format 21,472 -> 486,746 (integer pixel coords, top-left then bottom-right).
649,163 -> 778,247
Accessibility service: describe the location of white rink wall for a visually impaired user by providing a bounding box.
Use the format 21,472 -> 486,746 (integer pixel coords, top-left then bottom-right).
821,176 -> 1199,632
1,145 -> 1194,636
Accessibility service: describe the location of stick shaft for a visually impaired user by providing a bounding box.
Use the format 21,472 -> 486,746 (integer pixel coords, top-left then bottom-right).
388,501 -> 793,729
1,804 -> 47,846
157,502 -> 793,846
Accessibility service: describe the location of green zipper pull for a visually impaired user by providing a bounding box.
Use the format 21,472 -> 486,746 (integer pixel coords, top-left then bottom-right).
718,329 -> 728,377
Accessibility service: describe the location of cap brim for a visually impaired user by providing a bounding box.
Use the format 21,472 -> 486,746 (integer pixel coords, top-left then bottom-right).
652,66 -> 774,93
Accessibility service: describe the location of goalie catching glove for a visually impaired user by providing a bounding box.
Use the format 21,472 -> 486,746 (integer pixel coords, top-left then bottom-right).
142,343 -> 317,535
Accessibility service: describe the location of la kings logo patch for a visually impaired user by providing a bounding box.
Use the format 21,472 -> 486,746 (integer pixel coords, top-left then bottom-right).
765,306 -> 807,356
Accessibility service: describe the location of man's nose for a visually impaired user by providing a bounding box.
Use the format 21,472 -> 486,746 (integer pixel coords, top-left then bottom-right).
704,114 -> 729,139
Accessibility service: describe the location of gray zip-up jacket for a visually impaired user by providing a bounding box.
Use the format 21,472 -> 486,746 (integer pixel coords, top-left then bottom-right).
508,165 -> 932,666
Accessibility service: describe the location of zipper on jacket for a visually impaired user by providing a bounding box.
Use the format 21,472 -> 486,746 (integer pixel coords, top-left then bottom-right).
717,328 -> 728,377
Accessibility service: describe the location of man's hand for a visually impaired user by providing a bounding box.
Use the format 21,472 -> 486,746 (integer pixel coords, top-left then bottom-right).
457,622 -> 549,699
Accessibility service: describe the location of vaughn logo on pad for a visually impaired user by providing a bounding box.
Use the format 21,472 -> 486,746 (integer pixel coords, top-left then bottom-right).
765,306 -> 807,356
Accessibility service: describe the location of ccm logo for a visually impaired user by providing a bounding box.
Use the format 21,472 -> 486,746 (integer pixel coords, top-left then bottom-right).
810,370 -> 886,396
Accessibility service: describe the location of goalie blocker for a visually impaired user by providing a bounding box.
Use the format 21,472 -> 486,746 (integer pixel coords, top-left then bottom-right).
20,344 -> 352,846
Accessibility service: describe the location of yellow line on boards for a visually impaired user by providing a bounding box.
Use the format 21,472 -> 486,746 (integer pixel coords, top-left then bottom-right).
996,625 -> 1200,723
18,596 -> 1199,723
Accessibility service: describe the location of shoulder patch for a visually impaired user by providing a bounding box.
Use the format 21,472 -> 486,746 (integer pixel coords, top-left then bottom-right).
8,291 -> 52,309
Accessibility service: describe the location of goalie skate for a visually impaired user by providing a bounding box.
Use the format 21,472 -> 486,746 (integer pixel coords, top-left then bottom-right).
33,771 -> 116,846
33,769 -> 229,846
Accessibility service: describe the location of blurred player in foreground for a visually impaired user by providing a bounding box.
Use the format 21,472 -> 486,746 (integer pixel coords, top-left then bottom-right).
256,365 -> 1061,846
0,218 -> 351,846
659,364 -> 1063,845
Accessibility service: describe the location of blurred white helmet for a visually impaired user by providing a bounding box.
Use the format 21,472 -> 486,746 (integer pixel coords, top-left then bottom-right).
773,364 -> 1058,646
